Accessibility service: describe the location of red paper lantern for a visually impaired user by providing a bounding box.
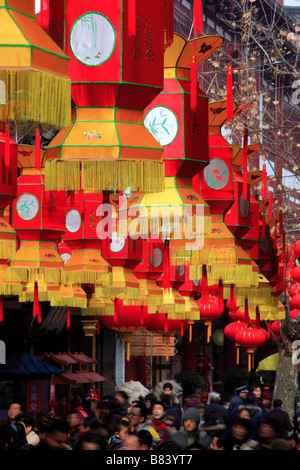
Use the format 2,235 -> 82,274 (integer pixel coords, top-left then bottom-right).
224,321 -> 247,342
291,266 -> 300,283
293,240 -> 300,258
235,326 -> 266,371
290,309 -> 300,320
290,293 -> 300,310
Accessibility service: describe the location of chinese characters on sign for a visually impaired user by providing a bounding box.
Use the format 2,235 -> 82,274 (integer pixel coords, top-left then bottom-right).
26,381 -> 41,413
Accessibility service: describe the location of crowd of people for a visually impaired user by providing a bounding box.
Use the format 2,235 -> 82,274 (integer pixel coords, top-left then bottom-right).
0,382 -> 299,451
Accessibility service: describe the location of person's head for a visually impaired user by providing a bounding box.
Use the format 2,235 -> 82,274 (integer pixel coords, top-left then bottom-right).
144,393 -> 156,411
77,432 -> 107,450
121,430 -> 152,450
249,384 -> 261,398
208,392 -> 221,404
67,409 -> 81,430
114,419 -> 130,441
245,392 -> 258,405
238,407 -> 251,420
288,433 -> 299,450
128,401 -> 147,430
162,382 -> 173,395
39,416 -> 71,450
183,407 -> 200,433
152,401 -> 166,421
115,390 -> 129,407
15,413 -> 35,436
259,418 -> 282,443
273,398 -> 283,408
7,403 -> 22,423
79,416 -> 100,434
232,418 -> 252,441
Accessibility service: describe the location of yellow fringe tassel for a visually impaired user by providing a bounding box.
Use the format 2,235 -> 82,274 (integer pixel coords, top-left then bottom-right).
0,69 -> 71,129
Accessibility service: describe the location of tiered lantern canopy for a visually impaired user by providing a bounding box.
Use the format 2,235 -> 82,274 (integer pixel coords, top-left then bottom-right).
45,0 -> 167,193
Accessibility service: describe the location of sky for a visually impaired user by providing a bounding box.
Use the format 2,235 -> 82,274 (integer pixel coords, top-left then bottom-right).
284,0 -> 300,5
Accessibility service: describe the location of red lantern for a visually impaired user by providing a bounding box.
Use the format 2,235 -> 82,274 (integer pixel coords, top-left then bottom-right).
271,320 -> 281,343
290,309 -> 300,320
196,295 -> 222,342
224,321 -> 247,342
235,326 -> 266,371
293,240 -> 300,258
290,293 -> 300,310
291,266 -> 300,283
100,299 -> 152,361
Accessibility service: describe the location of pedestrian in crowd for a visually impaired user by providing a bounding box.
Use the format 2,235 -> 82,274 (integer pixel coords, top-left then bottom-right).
144,393 -> 156,418
9,422 -> 33,450
237,406 -> 252,421
127,401 -> 160,446
183,394 -> 202,412
267,399 -> 293,439
249,383 -> 267,415
169,407 -> 212,450
78,416 -> 101,435
226,386 -> 248,426
120,430 -> 153,450
74,432 -> 107,450
255,417 -> 283,450
115,390 -> 130,415
148,400 -> 169,443
107,419 -> 130,450
236,391 -> 265,440
205,391 -> 227,424
36,413 -> 72,451
15,413 -> 40,446
6,403 -> 22,425
199,412 -> 227,439
67,409 -> 83,447
160,383 -> 182,431
231,418 -> 258,450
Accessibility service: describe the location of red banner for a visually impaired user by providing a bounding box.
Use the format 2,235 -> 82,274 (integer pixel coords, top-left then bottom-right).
26,381 -> 42,413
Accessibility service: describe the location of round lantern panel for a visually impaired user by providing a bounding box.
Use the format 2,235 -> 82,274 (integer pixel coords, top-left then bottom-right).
16,193 -> 39,221
66,209 -> 82,233
61,253 -> 71,264
203,158 -> 230,190
260,236 -> 269,253
150,247 -> 163,267
110,232 -> 125,253
213,329 -> 224,347
144,106 -> 179,146
177,265 -> 185,277
70,12 -> 117,67
239,194 -> 250,218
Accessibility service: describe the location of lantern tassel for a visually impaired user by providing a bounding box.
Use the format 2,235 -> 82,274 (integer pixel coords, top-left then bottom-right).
268,191 -> 273,221
165,0 -> 174,48
97,319 -> 100,335
33,282 -> 39,319
218,279 -> 224,314
66,307 -> 71,328
4,122 -> 10,168
35,128 -> 41,171
226,54 -> 234,121
37,0 -> 50,33
193,0 -> 203,35
273,226 -> 277,251
163,239 -> 170,293
128,0 -> 136,36
191,52 -> 197,113
261,164 -> 267,199
242,128 -> 248,200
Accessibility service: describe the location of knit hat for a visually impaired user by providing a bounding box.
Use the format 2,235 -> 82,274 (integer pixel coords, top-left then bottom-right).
183,407 -> 200,426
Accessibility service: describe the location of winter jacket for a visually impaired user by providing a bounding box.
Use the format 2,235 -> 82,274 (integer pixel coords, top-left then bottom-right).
170,427 -> 212,450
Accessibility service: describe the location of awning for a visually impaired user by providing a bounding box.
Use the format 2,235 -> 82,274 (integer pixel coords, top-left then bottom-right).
0,353 -> 63,375
55,371 -> 107,385
257,353 -> 279,371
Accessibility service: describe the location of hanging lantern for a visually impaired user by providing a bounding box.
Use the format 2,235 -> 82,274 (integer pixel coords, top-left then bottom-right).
100,300 -> 152,361
291,266 -> 300,283
293,240 -> 300,258
196,295 -> 222,343
45,0 -> 167,193
0,0 -> 71,130
235,326 -> 266,372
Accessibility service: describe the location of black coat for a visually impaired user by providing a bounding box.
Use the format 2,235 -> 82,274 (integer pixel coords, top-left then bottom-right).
266,407 -> 293,438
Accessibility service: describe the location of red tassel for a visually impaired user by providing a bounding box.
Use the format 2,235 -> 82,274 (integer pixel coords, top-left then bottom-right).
140,305 -> 144,327
268,191 -> 273,221
35,128 -> 41,171
273,227 -> 277,250
202,265 -> 209,300
163,239 -> 170,293
114,298 -> 118,323
164,314 -> 169,333
4,123 -> 10,168
282,230 -> 286,254
38,0 -> 50,33
0,296 -> 3,322
226,62 -> 234,121
242,128 -> 248,199
33,282 -> 39,318
128,0 -> 136,36
279,209 -> 283,235
37,302 -> 42,324
218,279 -> 223,314
66,307 -> 71,328
245,299 -> 250,324
193,0 -> 203,35
262,213 -> 266,238
97,319 -> 100,335
261,164 -> 267,199
191,53 -> 197,113
165,0 -> 174,48
180,320 -> 184,337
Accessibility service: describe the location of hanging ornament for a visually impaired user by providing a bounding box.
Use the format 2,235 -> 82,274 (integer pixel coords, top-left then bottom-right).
261,164 -> 267,200
226,43 -> 236,121
193,0 -> 203,35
